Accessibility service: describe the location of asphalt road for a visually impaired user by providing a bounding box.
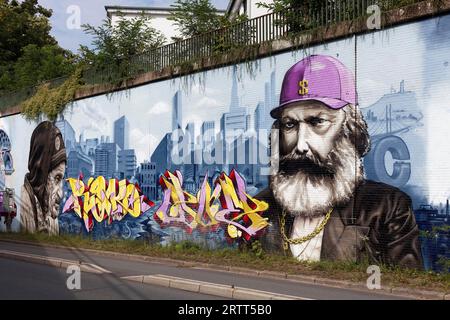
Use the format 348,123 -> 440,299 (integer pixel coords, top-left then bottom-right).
0,240 -> 410,300
0,257 -> 228,300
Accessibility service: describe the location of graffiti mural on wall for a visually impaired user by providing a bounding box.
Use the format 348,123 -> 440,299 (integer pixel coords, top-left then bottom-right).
155,169 -> 269,242
0,129 -> 14,182
62,176 -> 155,231
1,15 -> 449,271
0,129 -> 16,231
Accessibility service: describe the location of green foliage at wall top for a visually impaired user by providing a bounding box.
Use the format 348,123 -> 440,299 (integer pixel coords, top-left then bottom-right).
79,12 -> 166,85
168,0 -> 248,40
20,68 -> 83,121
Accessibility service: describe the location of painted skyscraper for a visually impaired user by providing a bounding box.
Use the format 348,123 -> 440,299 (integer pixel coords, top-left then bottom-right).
230,65 -> 240,112
114,116 -> 129,150
118,149 -> 137,179
94,142 -> 119,178
172,91 -> 183,132
185,122 -> 195,152
201,121 -> 215,148
256,71 -> 276,132
55,117 -> 76,151
136,161 -> 157,200
221,66 -> 247,141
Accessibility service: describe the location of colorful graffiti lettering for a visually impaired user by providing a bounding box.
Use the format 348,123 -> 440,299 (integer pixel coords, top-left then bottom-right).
63,176 -> 154,231
154,169 -> 269,241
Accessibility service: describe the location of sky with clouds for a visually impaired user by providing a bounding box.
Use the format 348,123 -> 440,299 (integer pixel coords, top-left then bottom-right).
38,0 -> 230,53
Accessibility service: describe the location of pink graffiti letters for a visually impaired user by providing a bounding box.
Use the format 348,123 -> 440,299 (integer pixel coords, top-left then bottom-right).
154,169 -> 269,241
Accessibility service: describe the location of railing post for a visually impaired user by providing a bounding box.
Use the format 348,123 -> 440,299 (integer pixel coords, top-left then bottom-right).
270,11 -> 274,40
257,16 -> 260,43
163,46 -> 166,69
320,7 -> 325,26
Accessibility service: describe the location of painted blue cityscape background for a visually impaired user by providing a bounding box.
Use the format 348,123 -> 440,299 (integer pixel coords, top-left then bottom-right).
56,69 -> 449,271
0,15 -> 449,271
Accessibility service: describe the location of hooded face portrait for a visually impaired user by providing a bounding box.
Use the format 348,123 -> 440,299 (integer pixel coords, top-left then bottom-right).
21,121 -> 67,235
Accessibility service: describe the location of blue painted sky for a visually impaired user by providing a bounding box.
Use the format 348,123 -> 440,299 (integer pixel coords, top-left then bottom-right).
38,0 -> 230,53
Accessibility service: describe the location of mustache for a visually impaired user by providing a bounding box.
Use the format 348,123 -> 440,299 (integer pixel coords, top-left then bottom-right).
279,150 -> 336,176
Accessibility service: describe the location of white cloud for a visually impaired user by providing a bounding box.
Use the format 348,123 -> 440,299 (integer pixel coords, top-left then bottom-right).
358,78 -> 390,108
129,128 -> 159,163
148,101 -> 170,115
194,96 -> 222,110
191,83 -> 220,97
74,100 -> 110,136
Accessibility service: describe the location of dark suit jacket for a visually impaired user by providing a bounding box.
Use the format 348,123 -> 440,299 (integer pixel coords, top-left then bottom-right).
255,180 -> 424,269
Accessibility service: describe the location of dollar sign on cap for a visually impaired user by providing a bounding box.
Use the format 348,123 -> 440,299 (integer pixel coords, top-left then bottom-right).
298,80 -> 309,95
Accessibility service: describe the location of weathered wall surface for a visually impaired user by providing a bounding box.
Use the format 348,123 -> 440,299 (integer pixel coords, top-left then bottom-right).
1,13 -> 449,272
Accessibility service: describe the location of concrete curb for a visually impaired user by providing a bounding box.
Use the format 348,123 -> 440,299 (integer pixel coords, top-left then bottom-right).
121,274 -> 311,300
389,287 -> 448,300
0,249 -> 111,274
0,238 -> 447,300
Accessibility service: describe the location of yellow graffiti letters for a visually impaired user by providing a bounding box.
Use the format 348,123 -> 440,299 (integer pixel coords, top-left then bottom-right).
63,176 -> 154,231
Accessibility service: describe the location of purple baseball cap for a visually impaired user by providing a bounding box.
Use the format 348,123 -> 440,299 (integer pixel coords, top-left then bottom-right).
271,55 -> 357,118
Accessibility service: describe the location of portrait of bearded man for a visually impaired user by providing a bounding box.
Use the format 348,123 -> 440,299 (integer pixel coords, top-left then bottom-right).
256,55 -> 423,269
21,121 -> 66,235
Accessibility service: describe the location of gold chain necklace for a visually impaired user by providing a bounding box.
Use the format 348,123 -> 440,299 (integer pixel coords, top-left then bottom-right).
280,208 -> 333,251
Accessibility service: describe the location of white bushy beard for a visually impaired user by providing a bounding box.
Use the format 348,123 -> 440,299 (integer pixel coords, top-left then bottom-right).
270,133 -> 364,218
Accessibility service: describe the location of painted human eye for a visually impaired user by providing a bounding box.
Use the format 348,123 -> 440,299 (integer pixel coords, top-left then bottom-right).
307,117 -> 327,126
55,174 -> 63,184
282,120 -> 297,129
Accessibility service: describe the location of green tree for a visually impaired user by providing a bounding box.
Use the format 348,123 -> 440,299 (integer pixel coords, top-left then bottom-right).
257,0 -> 330,33
168,0 -> 223,39
257,0 -> 328,13
11,44 -> 76,89
210,13 -> 252,55
168,0 -> 248,39
0,0 -> 55,64
167,0 -> 250,61
0,0 -> 74,93
79,13 -> 166,82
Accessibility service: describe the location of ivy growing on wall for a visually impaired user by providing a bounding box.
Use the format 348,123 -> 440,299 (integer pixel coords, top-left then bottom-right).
20,68 -> 83,121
